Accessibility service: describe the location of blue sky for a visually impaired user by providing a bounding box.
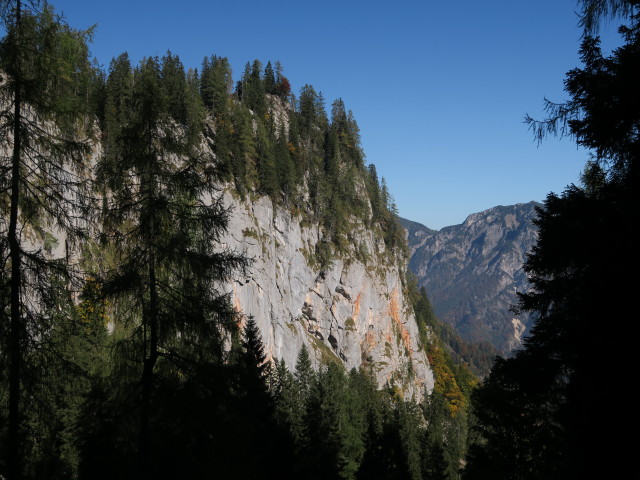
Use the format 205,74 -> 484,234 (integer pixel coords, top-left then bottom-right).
51,0 -> 626,229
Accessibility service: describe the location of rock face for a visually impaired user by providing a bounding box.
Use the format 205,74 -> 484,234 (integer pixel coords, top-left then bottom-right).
402,202 -> 540,353
222,191 -> 434,399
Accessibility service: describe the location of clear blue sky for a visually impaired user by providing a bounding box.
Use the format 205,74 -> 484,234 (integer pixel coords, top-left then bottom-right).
51,0 -> 626,229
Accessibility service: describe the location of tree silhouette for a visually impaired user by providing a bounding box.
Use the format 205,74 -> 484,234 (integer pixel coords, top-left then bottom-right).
466,3 -> 640,478
0,2 -> 95,477
96,53 -> 245,477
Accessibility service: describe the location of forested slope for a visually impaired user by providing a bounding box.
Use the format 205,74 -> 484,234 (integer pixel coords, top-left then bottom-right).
0,1 -> 477,478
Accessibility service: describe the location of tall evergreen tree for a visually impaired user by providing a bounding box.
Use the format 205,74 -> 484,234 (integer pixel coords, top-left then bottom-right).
96,54 -> 245,477
160,51 -> 187,124
294,344 -> 314,401
271,358 -> 305,442
200,54 -> 232,117
239,317 -> 269,386
275,63 -> 292,100
301,363 -> 346,479
264,60 -> 276,95
103,53 -> 133,169
0,2 -> 95,477
240,59 -> 266,117
276,123 -> 295,199
256,118 -> 277,196
466,2 -> 640,478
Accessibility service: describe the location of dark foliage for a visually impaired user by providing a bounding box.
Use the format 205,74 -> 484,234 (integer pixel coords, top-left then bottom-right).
0,2 -> 471,479
466,6 -> 640,479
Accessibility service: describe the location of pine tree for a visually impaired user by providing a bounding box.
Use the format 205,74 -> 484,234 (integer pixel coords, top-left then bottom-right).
271,359 -> 298,426
240,316 -> 269,383
301,363 -> 345,479
231,103 -> 258,192
0,2 -> 95,476
422,440 -> 450,480
240,59 -> 266,117
160,51 -> 187,124
298,84 -> 327,141
256,119 -> 277,196
103,53 -> 133,170
294,344 -> 314,401
264,60 -> 276,95
200,54 -> 232,117
276,123 -> 295,199
96,54 -> 245,477
273,60 -> 291,99
466,3 -> 640,478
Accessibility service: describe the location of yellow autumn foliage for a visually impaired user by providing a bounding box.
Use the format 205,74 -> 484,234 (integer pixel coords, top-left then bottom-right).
427,342 -> 467,417
76,278 -> 109,335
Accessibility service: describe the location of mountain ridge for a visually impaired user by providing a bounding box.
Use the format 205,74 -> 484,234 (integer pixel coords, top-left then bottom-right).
401,201 -> 540,354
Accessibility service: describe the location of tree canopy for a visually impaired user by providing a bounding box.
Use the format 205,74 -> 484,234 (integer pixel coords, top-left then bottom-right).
465,3 -> 640,478
0,2 -> 476,479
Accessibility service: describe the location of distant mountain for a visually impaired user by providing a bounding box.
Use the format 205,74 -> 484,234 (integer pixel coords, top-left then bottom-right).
401,217 -> 438,241
401,202 -> 540,354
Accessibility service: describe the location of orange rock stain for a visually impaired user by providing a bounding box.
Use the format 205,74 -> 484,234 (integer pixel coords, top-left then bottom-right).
388,288 -> 413,357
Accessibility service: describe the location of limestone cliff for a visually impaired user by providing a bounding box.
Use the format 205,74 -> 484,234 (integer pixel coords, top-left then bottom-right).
222,191 -> 434,399
3,87 -> 434,400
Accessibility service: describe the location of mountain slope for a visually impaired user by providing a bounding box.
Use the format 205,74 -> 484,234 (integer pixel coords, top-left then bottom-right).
402,202 -> 539,353
223,192 -> 434,399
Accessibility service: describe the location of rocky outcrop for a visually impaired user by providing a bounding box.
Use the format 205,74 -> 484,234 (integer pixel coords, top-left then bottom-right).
402,202 -> 540,353
223,191 -> 434,400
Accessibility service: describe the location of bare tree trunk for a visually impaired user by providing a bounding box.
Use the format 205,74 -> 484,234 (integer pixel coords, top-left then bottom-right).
7,3 -> 23,477
139,154 -> 158,478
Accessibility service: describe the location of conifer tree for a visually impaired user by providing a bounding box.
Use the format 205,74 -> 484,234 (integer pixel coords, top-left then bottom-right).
96,53 -> 245,477
234,61 -> 249,102
233,103 -> 258,191
200,54 -> 232,116
466,3 -> 640,478
103,53 -> 133,168
0,2 -> 95,476
301,363 -> 346,479
264,60 -> 276,95
256,119 -> 277,196
421,441 -> 450,480
240,316 -> 269,384
240,59 -> 266,117
274,60 -> 291,99
294,344 -> 314,401
298,84 -> 327,142
160,51 -> 188,124
276,123 -> 295,199
271,358 -> 305,441
365,164 -> 383,224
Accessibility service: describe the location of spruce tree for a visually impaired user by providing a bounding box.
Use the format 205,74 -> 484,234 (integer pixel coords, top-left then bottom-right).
466,3 -> 640,478
256,119 -> 277,196
240,316 -> 269,384
200,54 -> 232,117
264,60 -> 276,95
103,53 -> 133,170
275,61 -> 291,99
160,51 -> 187,124
96,54 -> 245,477
294,344 -> 314,401
276,123 -> 295,199
0,2 -> 95,477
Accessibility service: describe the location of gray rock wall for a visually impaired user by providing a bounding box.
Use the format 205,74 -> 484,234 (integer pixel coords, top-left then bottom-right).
222,191 -> 434,400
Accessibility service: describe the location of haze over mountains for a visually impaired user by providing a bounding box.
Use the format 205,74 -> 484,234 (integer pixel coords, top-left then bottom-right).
402,201 -> 540,354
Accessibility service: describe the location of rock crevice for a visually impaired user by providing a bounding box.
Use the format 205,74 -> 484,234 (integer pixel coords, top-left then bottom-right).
224,192 -> 434,399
